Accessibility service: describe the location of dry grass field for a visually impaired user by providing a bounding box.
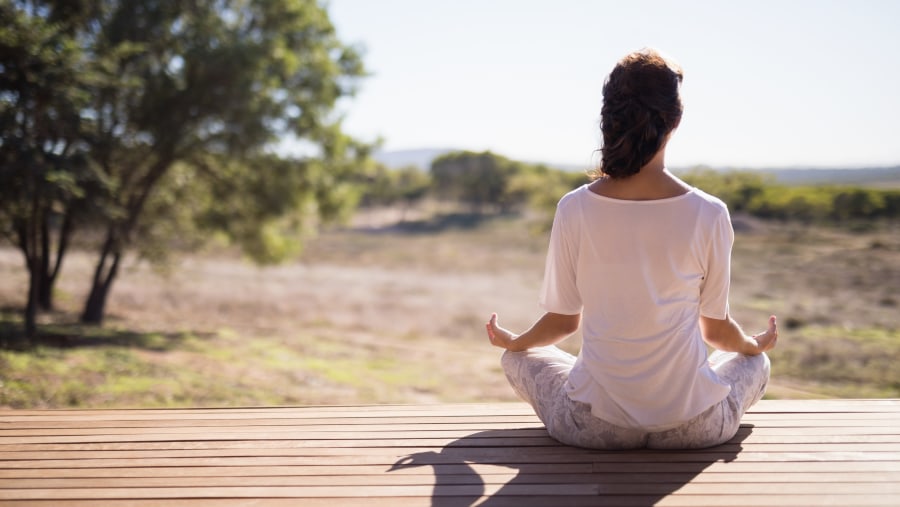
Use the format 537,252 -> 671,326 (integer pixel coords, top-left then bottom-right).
0,208 -> 898,408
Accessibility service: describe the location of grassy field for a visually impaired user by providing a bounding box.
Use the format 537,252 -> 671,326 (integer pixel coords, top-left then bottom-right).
1,209 -> 898,408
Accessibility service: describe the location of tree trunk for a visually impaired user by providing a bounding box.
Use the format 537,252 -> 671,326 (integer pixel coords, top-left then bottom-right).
24,261 -> 39,343
17,203 -> 41,346
37,211 -> 73,310
38,216 -> 52,310
81,232 -> 122,325
80,156 -> 173,325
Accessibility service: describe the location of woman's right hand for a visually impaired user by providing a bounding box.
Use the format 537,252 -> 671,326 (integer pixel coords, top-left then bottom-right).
486,313 -> 517,350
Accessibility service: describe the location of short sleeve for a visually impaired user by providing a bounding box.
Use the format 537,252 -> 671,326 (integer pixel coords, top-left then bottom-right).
539,198 -> 583,315
699,206 -> 734,319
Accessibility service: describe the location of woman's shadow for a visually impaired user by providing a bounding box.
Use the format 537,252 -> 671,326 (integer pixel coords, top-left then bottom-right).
389,424 -> 753,507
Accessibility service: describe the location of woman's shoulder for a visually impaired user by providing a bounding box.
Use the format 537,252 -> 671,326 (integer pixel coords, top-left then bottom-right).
555,184 -> 591,209
688,187 -> 730,214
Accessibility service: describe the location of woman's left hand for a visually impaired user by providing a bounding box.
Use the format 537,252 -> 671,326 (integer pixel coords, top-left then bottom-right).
751,315 -> 778,353
486,313 -> 517,350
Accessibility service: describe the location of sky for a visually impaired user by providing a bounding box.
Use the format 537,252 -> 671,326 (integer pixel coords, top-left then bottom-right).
323,0 -> 900,170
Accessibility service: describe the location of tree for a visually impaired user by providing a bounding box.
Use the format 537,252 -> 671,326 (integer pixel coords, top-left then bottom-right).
393,166 -> 431,220
358,164 -> 430,221
77,0 -> 367,324
430,151 -> 589,218
0,1 -> 97,341
430,151 -> 522,213
1,0 -> 368,330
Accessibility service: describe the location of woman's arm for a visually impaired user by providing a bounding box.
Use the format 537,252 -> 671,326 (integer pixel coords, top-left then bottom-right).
700,314 -> 778,356
486,312 -> 581,352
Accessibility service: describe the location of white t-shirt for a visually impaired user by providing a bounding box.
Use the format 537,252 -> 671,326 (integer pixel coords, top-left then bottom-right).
540,184 -> 733,431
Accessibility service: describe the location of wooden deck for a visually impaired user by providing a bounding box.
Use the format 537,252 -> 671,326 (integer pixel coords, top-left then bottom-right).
1,400 -> 898,506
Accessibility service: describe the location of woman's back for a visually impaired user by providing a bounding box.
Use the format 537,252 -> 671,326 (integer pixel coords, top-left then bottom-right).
542,184 -> 733,429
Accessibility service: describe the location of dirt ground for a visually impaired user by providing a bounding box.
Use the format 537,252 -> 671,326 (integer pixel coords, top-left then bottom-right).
1,210 -> 898,408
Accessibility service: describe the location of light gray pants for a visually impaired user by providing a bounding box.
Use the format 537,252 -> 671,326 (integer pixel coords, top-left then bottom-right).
501,346 -> 770,450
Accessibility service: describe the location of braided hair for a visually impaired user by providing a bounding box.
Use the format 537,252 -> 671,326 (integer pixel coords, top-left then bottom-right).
594,48 -> 684,179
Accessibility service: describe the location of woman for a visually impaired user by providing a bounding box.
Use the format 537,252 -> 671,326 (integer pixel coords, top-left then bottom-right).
485,48 -> 778,450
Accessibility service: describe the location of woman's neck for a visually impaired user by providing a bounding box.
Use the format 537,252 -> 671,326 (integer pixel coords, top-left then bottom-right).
589,149 -> 691,201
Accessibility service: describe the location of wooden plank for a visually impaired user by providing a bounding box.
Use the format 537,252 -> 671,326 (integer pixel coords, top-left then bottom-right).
4,425 -> 899,445
4,397 -> 894,421
3,496 -> 899,507
0,427 -> 557,438
0,415 -> 543,426
1,408 -> 897,430
2,459 -> 899,479
0,406 -> 540,419
0,463 -> 594,479
7,422 -> 900,450
0,415 -> 544,426
0,408 -> 896,431
0,419 -> 548,431
3,480 -> 900,500
1,398 -> 896,417
4,441 -> 900,462
3,413 -> 899,435
742,413 -> 900,421
2,416 -> 897,431
7,471 -> 900,489
3,450 -> 900,470
3,442 -> 900,460
2,433 -> 899,454
0,403 -> 532,415
0,406 -> 517,423
750,399 -> 900,411
0,484 -> 592,500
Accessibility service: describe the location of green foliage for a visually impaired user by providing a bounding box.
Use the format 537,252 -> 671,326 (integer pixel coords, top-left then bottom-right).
681,167 -> 900,223
131,162 -> 206,268
429,151 -> 589,215
189,152 -> 362,264
430,151 -> 515,212
522,166 -> 591,231
0,0 -> 370,328
358,164 -> 430,210
400,159 -> 897,230
678,167 -> 772,213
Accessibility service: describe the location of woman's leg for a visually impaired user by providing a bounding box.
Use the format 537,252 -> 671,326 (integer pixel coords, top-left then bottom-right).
711,351 -> 771,416
647,351 -> 770,449
501,346 -> 576,424
501,347 -> 646,449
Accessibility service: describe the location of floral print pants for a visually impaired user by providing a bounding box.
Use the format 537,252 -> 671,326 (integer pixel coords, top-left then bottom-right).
501,346 -> 770,450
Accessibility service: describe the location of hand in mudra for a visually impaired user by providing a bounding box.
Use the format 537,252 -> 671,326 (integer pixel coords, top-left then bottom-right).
751,315 -> 778,353
486,313 -> 516,350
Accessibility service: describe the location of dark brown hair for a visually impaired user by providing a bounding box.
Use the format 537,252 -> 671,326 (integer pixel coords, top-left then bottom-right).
593,48 -> 683,179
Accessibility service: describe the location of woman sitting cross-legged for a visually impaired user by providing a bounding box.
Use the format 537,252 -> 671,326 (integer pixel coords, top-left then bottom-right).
486,48 -> 778,450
